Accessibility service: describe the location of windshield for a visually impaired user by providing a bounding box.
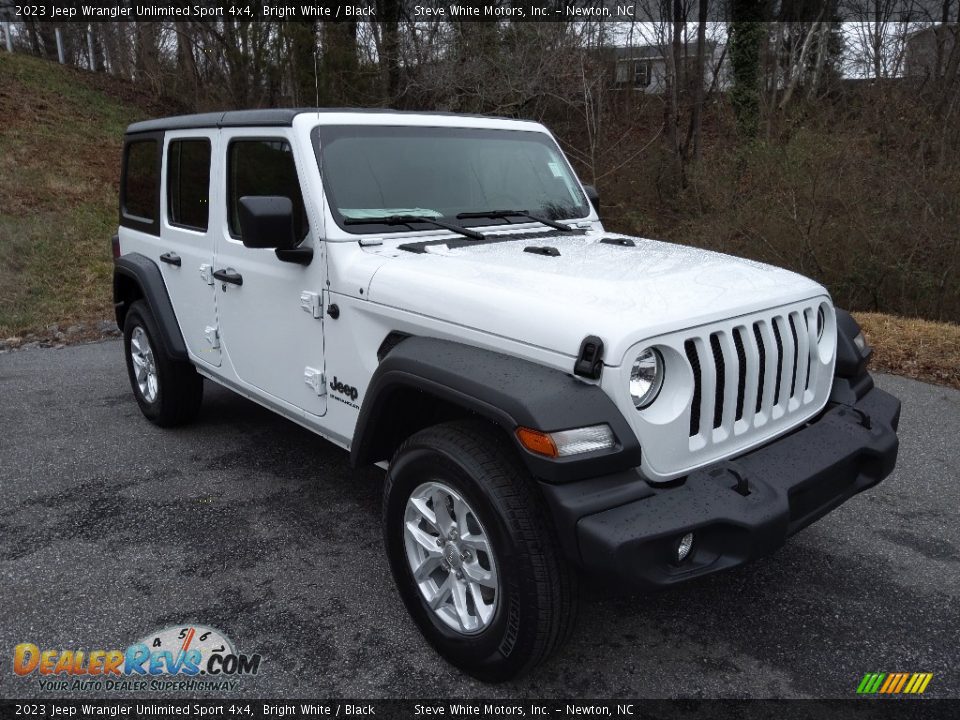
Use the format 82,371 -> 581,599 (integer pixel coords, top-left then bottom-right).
313,125 -> 590,234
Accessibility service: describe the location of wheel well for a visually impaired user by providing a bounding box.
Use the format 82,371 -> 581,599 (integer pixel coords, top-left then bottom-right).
360,386 -> 510,466
113,272 -> 144,330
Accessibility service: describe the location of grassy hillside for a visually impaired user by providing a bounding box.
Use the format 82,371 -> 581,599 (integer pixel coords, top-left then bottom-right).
0,52 -> 178,336
857,313 -> 959,390
0,53 -> 956,388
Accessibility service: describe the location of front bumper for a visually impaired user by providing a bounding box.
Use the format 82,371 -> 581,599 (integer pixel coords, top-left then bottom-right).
540,381 -> 901,590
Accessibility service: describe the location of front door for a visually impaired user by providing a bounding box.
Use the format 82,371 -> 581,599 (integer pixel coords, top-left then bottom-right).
159,130 -> 221,367
212,129 -> 326,416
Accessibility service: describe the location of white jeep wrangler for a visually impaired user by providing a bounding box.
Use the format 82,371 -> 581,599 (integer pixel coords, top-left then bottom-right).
113,109 -> 900,681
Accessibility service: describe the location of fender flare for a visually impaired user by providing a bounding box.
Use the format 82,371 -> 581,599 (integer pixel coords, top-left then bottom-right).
113,253 -> 188,362
350,336 -> 642,483
834,308 -> 872,378
829,308 -> 875,405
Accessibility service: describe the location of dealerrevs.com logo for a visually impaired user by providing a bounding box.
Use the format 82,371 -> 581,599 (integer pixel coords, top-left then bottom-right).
12,625 -> 262,692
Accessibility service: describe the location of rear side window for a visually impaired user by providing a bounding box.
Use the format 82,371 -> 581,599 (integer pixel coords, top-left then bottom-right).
227,139 -> 308,240
122,139 -> 159,222
167,139 -> 211,231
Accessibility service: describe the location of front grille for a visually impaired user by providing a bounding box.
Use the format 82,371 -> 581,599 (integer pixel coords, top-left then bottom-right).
686,306 -> 820,446
685,340 -> 701,437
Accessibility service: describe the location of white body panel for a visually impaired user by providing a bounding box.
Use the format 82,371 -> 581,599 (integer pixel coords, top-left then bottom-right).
364,232 -> 826,366
119,111 -> 838,482
157,129 -> 222,368
212,127 -> 328,417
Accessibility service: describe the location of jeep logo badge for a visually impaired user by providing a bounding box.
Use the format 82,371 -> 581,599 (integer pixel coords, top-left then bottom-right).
331,376 -> 359,402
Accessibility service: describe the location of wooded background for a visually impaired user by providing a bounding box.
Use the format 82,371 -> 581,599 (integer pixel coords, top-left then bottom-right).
3,5 -> 958,322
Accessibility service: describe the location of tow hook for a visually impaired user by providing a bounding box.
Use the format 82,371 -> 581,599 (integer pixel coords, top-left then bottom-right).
839,406 -> 873,430
707,464 -> 751,497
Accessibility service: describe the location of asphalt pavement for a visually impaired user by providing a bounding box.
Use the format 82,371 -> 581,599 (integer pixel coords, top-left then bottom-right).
1,340 -> 958,699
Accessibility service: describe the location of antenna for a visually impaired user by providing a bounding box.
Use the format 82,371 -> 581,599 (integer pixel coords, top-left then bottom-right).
314,28 -> 320,117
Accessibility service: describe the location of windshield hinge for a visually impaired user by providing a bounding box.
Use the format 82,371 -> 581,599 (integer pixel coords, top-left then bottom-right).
300,291 -> 322,319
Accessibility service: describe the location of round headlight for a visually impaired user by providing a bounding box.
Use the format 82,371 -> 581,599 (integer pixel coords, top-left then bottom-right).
816,307 -> 826,341
630,347 -> 664,409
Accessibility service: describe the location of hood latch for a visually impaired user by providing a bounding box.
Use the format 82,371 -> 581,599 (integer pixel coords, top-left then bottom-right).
574,335 -> 604,380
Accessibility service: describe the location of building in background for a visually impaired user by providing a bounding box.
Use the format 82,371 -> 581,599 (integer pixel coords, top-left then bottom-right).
608,42 -> 732,94
905,24 -> 959,78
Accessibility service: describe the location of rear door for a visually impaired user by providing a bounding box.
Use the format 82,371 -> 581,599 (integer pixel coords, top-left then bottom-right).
212,129 -> 326,416
158,130 -> 221,367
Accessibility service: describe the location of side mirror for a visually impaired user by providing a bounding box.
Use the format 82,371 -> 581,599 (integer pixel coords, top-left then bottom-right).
238,196 -> 296,250
583,184 -> 600,215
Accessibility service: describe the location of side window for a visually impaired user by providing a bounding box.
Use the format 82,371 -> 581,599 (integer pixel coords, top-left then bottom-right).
167,139 -> 211,231
227,139 -> 308,241
122,139 -> 159,221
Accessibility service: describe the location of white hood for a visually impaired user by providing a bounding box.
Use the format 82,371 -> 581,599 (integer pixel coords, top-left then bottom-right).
366,232 -> 828,365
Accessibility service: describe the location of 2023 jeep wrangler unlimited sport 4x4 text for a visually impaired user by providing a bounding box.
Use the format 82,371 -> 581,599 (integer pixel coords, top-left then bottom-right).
112,109 -> 900,681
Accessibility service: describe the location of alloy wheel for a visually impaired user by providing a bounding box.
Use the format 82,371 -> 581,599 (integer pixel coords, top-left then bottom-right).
130,326 -> 159,403
403,481 -> 499,635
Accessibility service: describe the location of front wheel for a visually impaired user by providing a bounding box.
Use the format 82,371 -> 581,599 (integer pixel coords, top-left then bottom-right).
383,420 -> 578,681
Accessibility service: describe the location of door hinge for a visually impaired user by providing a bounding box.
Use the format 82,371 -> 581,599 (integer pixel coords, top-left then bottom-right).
204,326 -> 220,349
300,291 -> 322,319
199,264 -> 214,285
304,367 -> 325,396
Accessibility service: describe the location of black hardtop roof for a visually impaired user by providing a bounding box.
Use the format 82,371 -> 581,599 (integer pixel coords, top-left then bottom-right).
125,108 -> 513,135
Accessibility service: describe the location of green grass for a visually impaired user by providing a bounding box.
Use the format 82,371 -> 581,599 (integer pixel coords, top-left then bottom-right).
0,52 -> 148,336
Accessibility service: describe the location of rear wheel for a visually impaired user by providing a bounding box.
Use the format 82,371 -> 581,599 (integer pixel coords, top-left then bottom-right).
123,300 -> 203,427
383,420 -> 578,681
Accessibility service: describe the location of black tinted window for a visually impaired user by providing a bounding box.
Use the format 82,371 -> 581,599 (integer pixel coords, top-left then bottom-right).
168,139 -> 211,231
123,140 -> 158,221
228,140 -> 308,240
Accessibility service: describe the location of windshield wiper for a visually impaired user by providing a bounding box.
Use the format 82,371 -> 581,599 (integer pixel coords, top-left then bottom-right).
343,214 -> 485,241
456,210 -> 574,233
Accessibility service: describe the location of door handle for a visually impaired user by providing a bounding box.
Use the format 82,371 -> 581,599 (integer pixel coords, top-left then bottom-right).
159,252 -> 182,267
213,268 -> 243,286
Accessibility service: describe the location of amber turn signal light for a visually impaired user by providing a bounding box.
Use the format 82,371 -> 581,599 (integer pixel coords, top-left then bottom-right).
515,427 -> 559,458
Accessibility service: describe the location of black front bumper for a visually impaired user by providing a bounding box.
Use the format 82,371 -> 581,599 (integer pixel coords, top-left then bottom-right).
540,380 -> 901,590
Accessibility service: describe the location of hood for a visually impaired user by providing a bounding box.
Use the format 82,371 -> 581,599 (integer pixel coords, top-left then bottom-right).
366,231 -> 828,365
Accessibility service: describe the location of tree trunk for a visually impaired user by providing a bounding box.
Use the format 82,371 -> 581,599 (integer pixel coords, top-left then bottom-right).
134,22 -> 160,88
689,0 -> 708,161
377,0 -> 401,104
37,23 -> 57,60
779,16 -> 822,109
175,22 -> 201,108
321,21 -> 358,105
729,1 -> 766,138
872,1 -> 883,79
288,21 -> 318,106
666,1 -> 683,161
807,22 -> 829,99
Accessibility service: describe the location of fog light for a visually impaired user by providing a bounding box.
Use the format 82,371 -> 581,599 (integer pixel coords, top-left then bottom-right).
676,533 -> 694,563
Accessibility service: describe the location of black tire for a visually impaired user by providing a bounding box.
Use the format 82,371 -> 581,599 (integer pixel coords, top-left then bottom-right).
123,299 -> 203,427
383,419 -> 578,681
